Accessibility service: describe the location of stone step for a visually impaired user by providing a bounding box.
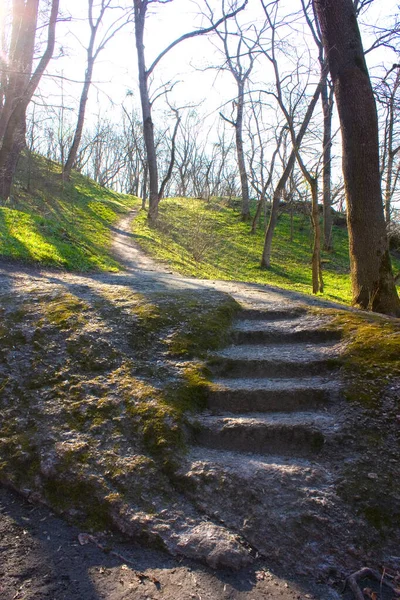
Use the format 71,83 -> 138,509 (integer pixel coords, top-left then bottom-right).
208,376 -> 340,413
209,341 -> 341,378
176,447 -> 354,575
231,315 -> 341,345
190,412 -> 337,457
180,446 -> 330,488
238,307 -> 307,321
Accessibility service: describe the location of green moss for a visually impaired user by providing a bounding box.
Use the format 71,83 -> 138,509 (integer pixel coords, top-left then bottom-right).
316,309 -> 400,407
66,336 -> 119,372
167,296 -> 241,357
43,477 -> 112,530
43,293 -> 89,330
362,505 -> 392,528
165,363 -> 211,413
0,278 -> 239,534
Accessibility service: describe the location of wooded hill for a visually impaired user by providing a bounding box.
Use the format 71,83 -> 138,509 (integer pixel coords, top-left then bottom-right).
1,152 -> 399,309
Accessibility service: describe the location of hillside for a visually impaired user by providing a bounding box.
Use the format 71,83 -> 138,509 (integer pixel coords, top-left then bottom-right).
132,198 -> 400,306
0,152 -> 139,271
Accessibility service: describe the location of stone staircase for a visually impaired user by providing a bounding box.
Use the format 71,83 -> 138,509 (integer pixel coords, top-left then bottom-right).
180,305 -> 356,575
194,306 -> 342,458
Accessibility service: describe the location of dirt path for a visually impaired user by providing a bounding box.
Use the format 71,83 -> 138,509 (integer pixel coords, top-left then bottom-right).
0,210 -> 375,600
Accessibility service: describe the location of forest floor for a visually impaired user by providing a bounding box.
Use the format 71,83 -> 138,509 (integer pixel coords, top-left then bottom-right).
0,210 -> 399,600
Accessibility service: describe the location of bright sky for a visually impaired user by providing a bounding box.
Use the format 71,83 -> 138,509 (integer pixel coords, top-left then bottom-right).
45,0 -> 398,114
32,0 -> 399,189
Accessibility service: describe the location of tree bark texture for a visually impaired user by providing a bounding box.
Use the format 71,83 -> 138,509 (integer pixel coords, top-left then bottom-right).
313,0 -> 400,315
321,80 -> 334,250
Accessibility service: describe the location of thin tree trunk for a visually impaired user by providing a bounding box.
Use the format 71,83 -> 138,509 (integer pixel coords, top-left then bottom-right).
385,148 -> 394,224
310,178 -> 323,293
236,82 -> 250,221
261,77 -> 323,268
63,56 -> 95,179
313,0 -> 400,315
251,194 -> 264,234
322,81 -> 334,250
251,127 -> 284,234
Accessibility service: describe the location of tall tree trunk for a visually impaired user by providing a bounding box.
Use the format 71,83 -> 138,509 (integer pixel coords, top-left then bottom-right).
0,0 -> 59,200
322,80 -> 334,251
0,0 -> 38,198
134,0 -> 159,221
63,53 -> 95,180
313,0 -> 400,315
310,177 -> 323,293
236,81 -> 250,221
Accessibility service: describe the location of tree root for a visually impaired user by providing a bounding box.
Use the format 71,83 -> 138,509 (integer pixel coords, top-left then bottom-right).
344,567 -> 400,599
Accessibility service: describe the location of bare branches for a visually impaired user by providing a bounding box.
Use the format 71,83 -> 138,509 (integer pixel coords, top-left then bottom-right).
146,0 -> 248,78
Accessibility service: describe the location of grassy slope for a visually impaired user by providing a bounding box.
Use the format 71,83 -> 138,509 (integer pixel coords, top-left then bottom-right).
0,152 -> 139,271
132,197 -> 400,305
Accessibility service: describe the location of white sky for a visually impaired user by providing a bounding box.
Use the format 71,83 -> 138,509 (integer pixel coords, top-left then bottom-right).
45,0 -> 397,114
32,0 -> 400,189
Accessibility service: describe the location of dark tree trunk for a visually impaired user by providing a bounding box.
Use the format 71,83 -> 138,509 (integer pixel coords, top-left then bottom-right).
313,0 -> 400,315
134,0 -> 159,222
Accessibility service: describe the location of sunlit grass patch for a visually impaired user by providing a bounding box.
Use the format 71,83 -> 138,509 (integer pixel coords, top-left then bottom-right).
0,152 -> 139,271
132,197 -> 368,304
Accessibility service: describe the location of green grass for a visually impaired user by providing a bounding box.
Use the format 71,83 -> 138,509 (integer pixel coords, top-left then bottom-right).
132,198 -> 400,305
0,152 -> 139,271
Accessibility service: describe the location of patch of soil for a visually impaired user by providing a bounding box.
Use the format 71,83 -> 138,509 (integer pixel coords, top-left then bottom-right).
0,485 -> 330,600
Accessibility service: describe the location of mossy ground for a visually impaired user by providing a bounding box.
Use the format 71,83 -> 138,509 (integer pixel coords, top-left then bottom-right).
132,198 -> 400,305
0,279 -> 239,530
0,152 -> 139,271
316,307 -> 400,533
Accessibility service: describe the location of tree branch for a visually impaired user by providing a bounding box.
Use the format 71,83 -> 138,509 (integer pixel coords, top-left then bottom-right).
146,0 -> 248,78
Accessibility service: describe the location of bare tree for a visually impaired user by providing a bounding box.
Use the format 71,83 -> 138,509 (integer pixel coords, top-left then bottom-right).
246,98 -> 286,234
313,0 -> 400,315
377,66 -> 400,223
258,0 -> 324,271
214,3 -> 263,221
301,0 -> 335,251
133,0 -> 247,222
0,0 -> 60,200
63,0 -> 133,180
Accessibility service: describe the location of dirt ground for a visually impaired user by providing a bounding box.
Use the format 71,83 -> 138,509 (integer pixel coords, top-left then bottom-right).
1,484 -> 336,600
